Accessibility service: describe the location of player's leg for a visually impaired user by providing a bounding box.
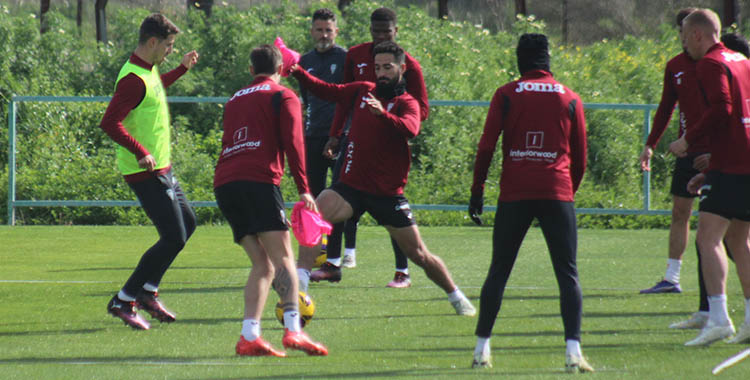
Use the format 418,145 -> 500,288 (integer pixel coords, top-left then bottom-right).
725,219 -> 750,344
472,201 -> 533,369
386,237 -> 411,288
342,218 -> 358,268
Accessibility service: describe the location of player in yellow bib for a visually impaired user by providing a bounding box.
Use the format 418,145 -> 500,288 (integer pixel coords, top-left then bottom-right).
99,13 -> 199,330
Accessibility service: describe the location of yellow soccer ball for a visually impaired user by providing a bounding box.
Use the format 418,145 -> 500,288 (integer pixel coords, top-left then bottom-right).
275,291 -> 315,327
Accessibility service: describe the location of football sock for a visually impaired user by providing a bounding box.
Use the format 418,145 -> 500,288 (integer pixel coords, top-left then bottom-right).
117,290 -> 136,302
566,339 -> 582,357
142,283 -> 158,293
327,257 -> 342,267
745,297 -> 750,325
447,288 -> 466,302
664,258 -> 682,285
474,336 -> 490,358
241,318 -> 260,341
708,294 -> 731,326
283,310 -> 302,333
297,268 -> 310,293
396,268 -> 409,275
344,248 -> 356,257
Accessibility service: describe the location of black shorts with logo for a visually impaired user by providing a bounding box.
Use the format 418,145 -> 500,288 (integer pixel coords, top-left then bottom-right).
698,171 -> 750,221
214,181 -> 288,243
671,154 -> 704,198
330,182 -> 415,228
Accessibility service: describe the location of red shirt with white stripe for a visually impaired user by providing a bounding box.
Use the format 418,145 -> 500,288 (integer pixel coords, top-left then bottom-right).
213,76 -> 310,194
472,70 -> 587,202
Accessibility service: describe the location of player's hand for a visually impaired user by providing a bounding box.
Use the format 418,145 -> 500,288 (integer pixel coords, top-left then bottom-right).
181,50 -> 199,70
468,193 -> 484,226
365,92 -> 384,115
639,146 -> 653,171
687,173 -> 706,195
300,192 -> 318,213
138,154 -> 156,172
289,63 -> 300,76
693,153 -> 711,171
323,136 -> 340,159
668,136 -> 688,158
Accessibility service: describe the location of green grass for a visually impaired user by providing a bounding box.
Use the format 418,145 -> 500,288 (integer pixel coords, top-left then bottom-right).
0,225 -> 748,379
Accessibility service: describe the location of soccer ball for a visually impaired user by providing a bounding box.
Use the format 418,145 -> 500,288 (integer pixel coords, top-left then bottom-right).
275,291 -> 315,327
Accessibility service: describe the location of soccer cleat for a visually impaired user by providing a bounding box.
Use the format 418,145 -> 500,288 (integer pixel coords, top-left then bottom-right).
669,312 -> 709,329
471,352 -> 492,369
235,336 -> 286,357
685,320 -> 735,346
342,254 -> 357,268
135,291 -> 176,323
727,322 -> 750,344
565,354 -> 594,373
282,329 -> 328,356
639,280 -> 682,294
386,271 -> 411,288
107,295 -> 150,330
310,262 -> 342,283
451,297 -> 477,317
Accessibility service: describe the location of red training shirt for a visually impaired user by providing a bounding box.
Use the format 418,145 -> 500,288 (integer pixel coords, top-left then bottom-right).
472,70 -> 587,202
646,52 -> 709,153
292,68 -> 420,196
213,77 -> 310,194
328,41 -> 428,137
685,43 -> 750,174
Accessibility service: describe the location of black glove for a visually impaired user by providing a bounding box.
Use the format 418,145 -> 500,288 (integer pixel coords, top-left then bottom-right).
468,193 -> 484,226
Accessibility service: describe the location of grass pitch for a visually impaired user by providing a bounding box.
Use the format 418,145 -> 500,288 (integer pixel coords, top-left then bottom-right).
0,225 -> 748,379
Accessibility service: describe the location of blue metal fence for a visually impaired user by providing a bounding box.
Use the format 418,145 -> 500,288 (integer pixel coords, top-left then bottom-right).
6,95 -> 662,225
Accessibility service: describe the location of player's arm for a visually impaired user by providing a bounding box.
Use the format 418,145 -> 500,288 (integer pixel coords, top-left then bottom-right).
642,67 -> 679,170
290,66 -> 360,105
684,60 -> 732,150
569,97 -> 588,194
471,90 -> 505,196
404,57 -> 429,121
367,93 -> 420,138
160,50 -> 199,88
278,91 -> 311,195
99,74 -> 150,160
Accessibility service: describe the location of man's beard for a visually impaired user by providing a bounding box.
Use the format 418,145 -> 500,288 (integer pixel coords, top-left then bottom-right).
316,39 -> 333,51
376,76 -> 400,99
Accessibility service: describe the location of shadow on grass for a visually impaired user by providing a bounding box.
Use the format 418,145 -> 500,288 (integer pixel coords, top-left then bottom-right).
84,286 -> 243,297
48,266 -> 243,273
529,311 -> 691,318
0,328 -> 106,337
193,367 -> 564,380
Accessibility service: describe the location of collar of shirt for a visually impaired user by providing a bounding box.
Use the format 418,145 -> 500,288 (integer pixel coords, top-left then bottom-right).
129,53 -> 154,71
521,69 -> 553,79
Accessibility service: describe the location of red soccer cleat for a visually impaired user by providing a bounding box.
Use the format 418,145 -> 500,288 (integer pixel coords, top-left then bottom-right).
236,336 -> 287,357
107,296 -> 150,330
282,329 -> 328,356
135,291 -> 176,323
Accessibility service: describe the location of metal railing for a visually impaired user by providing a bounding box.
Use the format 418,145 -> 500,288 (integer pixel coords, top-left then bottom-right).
6,95 -> 661,225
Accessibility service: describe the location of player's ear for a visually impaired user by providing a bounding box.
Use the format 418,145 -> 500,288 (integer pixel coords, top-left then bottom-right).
249,66 -> 255,76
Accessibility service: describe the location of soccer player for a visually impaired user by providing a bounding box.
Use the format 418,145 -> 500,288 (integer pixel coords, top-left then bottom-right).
99,13 -> 199,330
469,34 -> 592,372
298,8 -> 352,266
289,41 -> 475,317
214,44 -> 327,356
638,8 -> 704,296
669,9 -> 750,346
309,7 -> 430,288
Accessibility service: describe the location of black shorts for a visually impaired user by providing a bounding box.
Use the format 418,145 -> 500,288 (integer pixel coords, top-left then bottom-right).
671,154 -> 703,198
214,181 -> 288,243
698,171 -> 750,221
330,182 -> 415,228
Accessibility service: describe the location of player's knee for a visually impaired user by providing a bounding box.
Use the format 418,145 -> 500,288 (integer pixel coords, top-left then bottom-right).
671,201 -> 693,222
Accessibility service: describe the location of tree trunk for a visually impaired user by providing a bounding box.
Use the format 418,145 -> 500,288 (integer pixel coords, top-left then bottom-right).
514,0 -> 527,16
76,0 -> 83,31
40,0 -> 50,34
95,0 -> 108,44
723,0 -> 740,29
338,0 -> 353,14
562,0 -> 569,44
438,0 -> 448,20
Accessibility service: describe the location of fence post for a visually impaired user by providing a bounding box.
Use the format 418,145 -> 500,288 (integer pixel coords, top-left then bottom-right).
7,96 -> 16,225
642,108 -> 651,212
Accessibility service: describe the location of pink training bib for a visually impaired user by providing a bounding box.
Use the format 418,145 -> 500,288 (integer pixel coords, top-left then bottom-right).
274,37 -> 300,77
291,201 -> 332,247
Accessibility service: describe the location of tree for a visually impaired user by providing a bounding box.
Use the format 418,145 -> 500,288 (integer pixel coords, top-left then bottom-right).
723,0 -> 740,28
187,0 -> 214,18
515,0 -> 526,16
39,0 -> 50,34
95,0 -> 108,43
562,0 -> 569,44
438,0 -> 448,19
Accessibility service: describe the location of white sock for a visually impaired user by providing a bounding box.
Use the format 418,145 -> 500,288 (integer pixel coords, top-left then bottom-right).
297,268 -> 310,293
708,294 -> 731,326
344,248 -> 356,257
474,336 -> 490,358
745,297 -> 750,325
117,290 -> 135,302
566,339 -> 582,357
664,258 -> 682,285
327,257 -> 342,267
142,283 -> 158,293
447,288 -> 466,303
396,268 -> 409,275
283,310 -> 302,332
241,318 -> 260,341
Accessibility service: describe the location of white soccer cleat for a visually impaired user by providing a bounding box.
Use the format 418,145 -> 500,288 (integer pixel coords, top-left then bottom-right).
471,351 -> 492,369
727,322 -> 750,344
451,297 -> 476,316
669,312 -> 708,329
342,254 -> 356,268
685,320 -> 735,346
565,354 -> 594,373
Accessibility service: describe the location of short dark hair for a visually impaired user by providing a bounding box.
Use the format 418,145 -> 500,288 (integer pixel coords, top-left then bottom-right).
676,8 -> 698,27
138,13 -> 180,45
312,8 -> 336,23
516,33 -> 550,75
372,41 -> 405,64
722,32 -> 750,58
371,7 -> 397,24
250,44 -> 282,75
